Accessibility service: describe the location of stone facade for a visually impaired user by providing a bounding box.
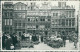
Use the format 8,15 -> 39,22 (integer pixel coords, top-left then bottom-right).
2,2 -> 76,36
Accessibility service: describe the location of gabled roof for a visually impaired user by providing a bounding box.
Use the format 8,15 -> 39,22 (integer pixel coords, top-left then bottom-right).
14,2 -> 27,6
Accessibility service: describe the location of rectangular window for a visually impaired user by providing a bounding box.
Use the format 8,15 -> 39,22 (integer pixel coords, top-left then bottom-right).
69,19 -> 71,26
18,23 -> 21,26
66,11 -> 68,17
72,19 -> 75,26
36,25 -> 38,28
69,11 -> 71,17
28,18 -> 30,21
15,23 -> 17,26
10,12 -> 12,17
62,19 -> 65,26
53,13 -> 55,16
36,19 -> 38,21
23,13 -> 25,18
40,19 -> 42,21
22,5 -> 25,10
56,13 -> 58,16
43,19 -> 45,21
23,23 -> 25,27
8,12 -> 9,17
7,19 -> 9,25
10,19 -> 12,25
5,13 -> 7,17
18,13 -> 22,18
53,13 -> 58,16
66,19 -> 68,26
48,19 -> 51,21
14,6 -> 17,10
72,11 -> 74,17
5,19 -> 6,25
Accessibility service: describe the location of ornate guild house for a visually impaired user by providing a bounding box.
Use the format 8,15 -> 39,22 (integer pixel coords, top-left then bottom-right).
2,2 -> 76,37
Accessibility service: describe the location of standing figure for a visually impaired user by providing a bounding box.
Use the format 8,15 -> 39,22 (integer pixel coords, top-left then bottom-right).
5,34 -> 13,50
39,35 -> 41,43
41,35 -> 43,42
21,32 -> 25,40
11,33 -> 18,49
72,31 -> 78,48
30,34 -> 32,42
2,33 -> 7,49
61,31 -> 66,47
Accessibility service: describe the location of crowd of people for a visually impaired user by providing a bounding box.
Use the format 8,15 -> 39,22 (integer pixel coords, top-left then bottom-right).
2,31 -> 78,50
2,33 -> 18,50
2,32 -> 44,50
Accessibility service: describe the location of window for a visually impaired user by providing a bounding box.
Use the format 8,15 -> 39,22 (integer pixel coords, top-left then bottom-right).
36,17 -> 38,21
48,19 -> 51,21
18,13 -> 22,18
72,19 -> 75,26
15,23 -> 17,26
10,19 -> 12,25
53,13 -> 58,16
23,13 -> 25,18
72,11 -> 74,17
69,19 -> 71,26
36,25 -> 38,28
66,11 -> 68,17
69,11 -> 71,17
66,19 -> 68,26
18,23 -> 21,26
40,19 -> 45,21
40,19 -> 42,21
43,19 -> 45,21
23,23 -> 25,27
45,25 -> 50,28
5,19 -> 6,25
62,19 -> 65,26
7,19 -> 9,25
5,19 -> 12,25
5,13 -> 7,17
28,18 -> 30,21
19,5 -> 21,10
22,5 -> 25,10
53,13 -> 55,16
56,13 -> 58,16
31,18 -> 35,22
10,12 -> 13,17
14,6 -> 17,10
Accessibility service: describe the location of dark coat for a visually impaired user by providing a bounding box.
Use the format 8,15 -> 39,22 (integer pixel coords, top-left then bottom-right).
5,37 -> 13,50
41,36 -> 43,42
2,35 -> 7,48
62,35 -> 66,41
11,36 -> 18,46
21,35 -> 25,40
32,35 -> 37,42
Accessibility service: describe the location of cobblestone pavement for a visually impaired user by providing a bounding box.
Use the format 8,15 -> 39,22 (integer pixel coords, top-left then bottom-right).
21,40 -> 79,50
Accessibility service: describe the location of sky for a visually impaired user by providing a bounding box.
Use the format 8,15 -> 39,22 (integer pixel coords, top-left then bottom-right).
1,1 -> 79,15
